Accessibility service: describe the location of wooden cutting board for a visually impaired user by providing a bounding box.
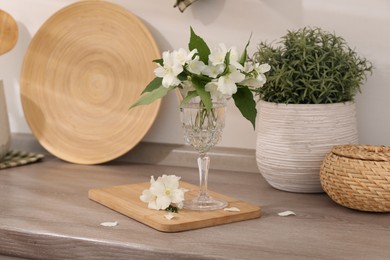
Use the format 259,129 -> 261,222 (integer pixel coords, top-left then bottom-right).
89,182 -> 261,232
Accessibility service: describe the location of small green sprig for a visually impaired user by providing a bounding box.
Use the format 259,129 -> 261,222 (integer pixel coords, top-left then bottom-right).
165,205 -> 179,213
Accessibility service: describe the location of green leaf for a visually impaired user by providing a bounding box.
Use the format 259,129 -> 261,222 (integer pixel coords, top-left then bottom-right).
165,205 -> 179,213
177,72 -> 188,82
180,90 -> 198,106
233,87 -> 257,129
189,27 -> 210,64
191,78 -> 212,112
141,77 -> 163,94
239,33 -> 252,66
218,50 -> 231,77
129,85 -> 172,109
153,58 -> 163,66
224,50 -> 231,67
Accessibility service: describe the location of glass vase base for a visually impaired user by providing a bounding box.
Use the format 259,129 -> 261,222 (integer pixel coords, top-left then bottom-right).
183,196 -> 228,211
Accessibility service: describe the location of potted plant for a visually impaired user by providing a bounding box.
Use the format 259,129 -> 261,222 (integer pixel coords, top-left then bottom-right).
252,27 -> 373,193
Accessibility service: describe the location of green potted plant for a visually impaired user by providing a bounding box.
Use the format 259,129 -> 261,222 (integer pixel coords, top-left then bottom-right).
252,27 -> 373,193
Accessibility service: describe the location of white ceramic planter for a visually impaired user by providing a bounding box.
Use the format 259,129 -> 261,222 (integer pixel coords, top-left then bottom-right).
0,80 -> 10,160
256,100 -> 358,193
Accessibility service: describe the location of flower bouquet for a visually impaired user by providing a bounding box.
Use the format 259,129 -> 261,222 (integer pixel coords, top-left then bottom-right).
130,27 -> 269,128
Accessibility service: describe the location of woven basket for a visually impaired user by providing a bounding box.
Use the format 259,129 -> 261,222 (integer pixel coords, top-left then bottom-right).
320,145 -> 390,212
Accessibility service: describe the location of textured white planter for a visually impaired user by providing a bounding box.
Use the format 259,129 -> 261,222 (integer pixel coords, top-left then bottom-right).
0,80 -> 10,160
256,100 -> 358,193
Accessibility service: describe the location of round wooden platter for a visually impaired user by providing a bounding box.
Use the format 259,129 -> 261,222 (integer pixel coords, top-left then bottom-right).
20,1 -> 161,164
0,9 -> 18,55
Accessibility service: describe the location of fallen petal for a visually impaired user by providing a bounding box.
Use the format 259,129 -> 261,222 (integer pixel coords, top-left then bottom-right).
100,221 -> 118,227
224,207 -> 241,212
278,211 -> 296,217
164,213 -> 175,220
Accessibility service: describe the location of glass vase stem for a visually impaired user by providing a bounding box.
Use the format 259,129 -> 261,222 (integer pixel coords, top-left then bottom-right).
198,154 -> 210,199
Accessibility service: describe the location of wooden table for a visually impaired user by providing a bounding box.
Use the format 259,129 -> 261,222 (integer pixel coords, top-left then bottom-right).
0,155 -> 389,259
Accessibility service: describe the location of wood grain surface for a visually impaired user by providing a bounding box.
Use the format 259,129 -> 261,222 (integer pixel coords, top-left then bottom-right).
89,182 -> 261,232
0,9 -> 18,55
20,1 -> 161,164
0,154 -> 389,259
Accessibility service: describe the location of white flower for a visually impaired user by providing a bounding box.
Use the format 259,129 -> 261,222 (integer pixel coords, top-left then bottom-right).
173,48 -> 197,66
154,51 -> 183,88
239,77 -> 263,88
180,80 -> 196,97
242,62 -> 270,75
202,64 -> 225,78
209,43 -> 228,66
140,176 -> 158,209
239,78 -> 257,88
256,73 -> 267,85
205,81 -> 227,101
187,56 -> 206,74
243,61 -> 255,73
240,73 -> 267,88
140,175 -> 187,211
228,46 -> 243,70
176,201 -> 184,209
256,63 -> 271,74
239,62 -> 269,88
208,44 -> 242,70
217,65 -> 245,96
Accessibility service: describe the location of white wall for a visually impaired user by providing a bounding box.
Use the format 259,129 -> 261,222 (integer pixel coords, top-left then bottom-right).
0,0 -> 389,149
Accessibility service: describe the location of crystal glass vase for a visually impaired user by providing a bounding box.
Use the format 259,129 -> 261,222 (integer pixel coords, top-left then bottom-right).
180,101 -> 227,210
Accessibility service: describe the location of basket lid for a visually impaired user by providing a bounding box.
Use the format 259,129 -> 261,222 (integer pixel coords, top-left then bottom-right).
331,145 -> 390,162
